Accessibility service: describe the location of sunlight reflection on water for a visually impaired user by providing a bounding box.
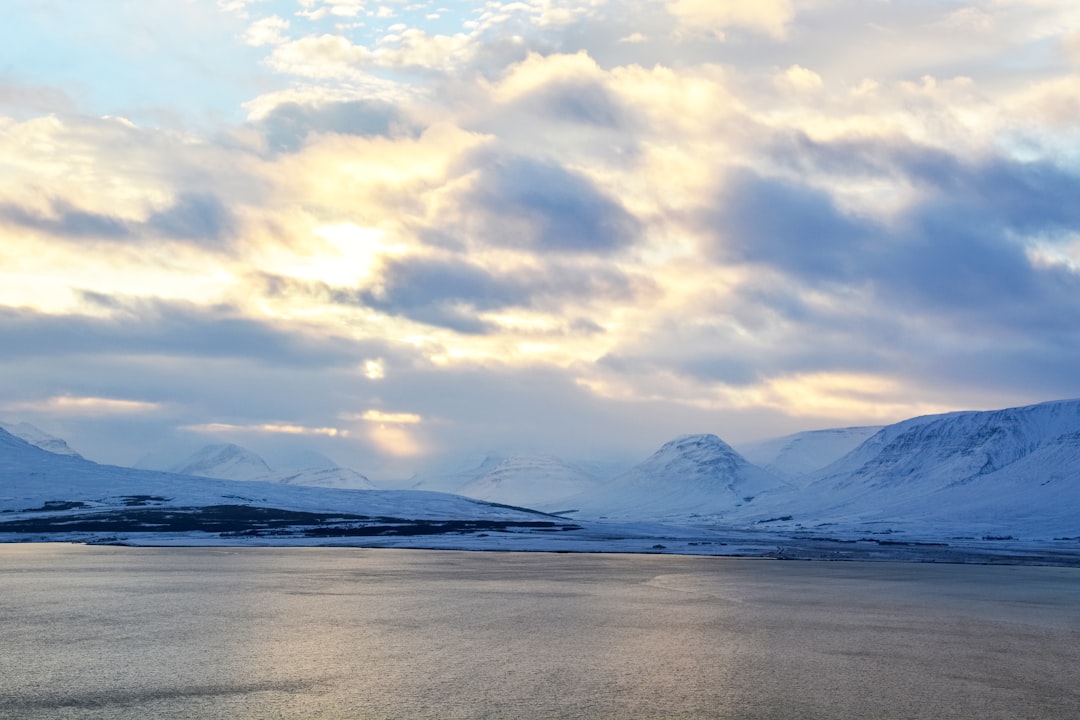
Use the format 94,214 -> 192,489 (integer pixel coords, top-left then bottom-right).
1,545 -> 1078,719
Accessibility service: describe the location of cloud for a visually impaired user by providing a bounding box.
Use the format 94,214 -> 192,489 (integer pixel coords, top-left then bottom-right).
257,99 -> 420,152
242,15 -> 290,46
667,0 -> 795,39
350,254 -> 643,335
2,395 -> 163,415
459,154 -> 643,254
706,152 -> 1080,329
707,168 -> 870,282
183,422 -> 346,436
504,76 -> 629,128
146,193 -> 234,244
357,257 -> 527,334
0,80 -> 76,117
0,199 -> 132,239
0,301 -> 369,369
268,34 -> 374,79
268,28 -> 478,80
353,410 -> 423,424
776,65 -> 824,92
0,192 -> 233,246
5,0 -> 1080,472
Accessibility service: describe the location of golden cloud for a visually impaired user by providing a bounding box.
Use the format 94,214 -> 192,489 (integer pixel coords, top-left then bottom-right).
667,0 -> 795,39
4,396 -> 163,415
182,422 -> 347,436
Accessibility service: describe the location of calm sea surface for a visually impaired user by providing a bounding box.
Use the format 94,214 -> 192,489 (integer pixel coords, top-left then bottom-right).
1,545 -> 1078,719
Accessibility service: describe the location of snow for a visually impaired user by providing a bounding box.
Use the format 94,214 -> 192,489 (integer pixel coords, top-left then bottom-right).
736,426 -> 883,481
3,398 -> 1080,561
556,434 -> 790,521
0,421 -> 83,458
455,455 -> 614,507
0,429 -> 534,522
137,442 -> 375,489
407,453 -> 623,507
725,398 -> 1080,538
267,466 -> 376,490
408,454 -> 506,493
534,401 -> 1080,541
143,443 -> 273,481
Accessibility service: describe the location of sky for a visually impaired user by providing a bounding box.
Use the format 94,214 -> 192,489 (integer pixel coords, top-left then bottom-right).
2,0 -> 1080,478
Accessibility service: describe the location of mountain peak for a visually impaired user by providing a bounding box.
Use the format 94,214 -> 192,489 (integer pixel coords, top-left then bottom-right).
562,432 -> 787,521
664,433 -> 737,450
645,434 -> 746,475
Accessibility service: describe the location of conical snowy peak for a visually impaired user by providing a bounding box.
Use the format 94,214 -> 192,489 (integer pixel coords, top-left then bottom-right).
643,434 -> 746,477
562,433 -> 789,520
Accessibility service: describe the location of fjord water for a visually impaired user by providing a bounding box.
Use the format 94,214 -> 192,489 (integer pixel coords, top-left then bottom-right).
2,546 -> 1078,719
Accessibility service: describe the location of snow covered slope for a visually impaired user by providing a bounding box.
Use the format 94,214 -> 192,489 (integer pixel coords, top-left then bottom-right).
0,421 -> 83,458
0,428 -> 569,539
408,455 -> 507,493
455,454 -> 612,508
561,434 -> 790,521
734,399 -> 1080,537
814,399 -> 1080,492
150,443 -> 273,481
267,466 -> 375,490
138,443 -> 375,490
737,426 -> 882,481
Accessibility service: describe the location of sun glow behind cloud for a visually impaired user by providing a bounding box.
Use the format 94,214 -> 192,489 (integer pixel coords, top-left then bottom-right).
183,422 -> 347,437
2,0 -> 1080,471
4,396 -> 164,415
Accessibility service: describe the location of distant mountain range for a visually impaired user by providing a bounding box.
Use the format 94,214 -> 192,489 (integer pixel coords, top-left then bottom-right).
554,398 -> 1080,538
0,428 -> 573,542
135,442 -> 376,490
2,398 -> 1078,541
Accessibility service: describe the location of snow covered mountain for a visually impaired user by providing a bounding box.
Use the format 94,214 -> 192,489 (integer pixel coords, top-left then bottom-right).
731,398 -> 1080,537
560,434 -> 790,521
156,443 -> 273,481
736,426 -> 882,481
4,398 -> 1078,544
543,400 -> 1080,538
138,443 -> 375,490
455,454 -> 613,508
408,454 -> 506,493
813,399 -> 1080,491
267,466 -> 375,490
0,421 -> 82,458
409,454 -> 622,507
0,428 -> 573,542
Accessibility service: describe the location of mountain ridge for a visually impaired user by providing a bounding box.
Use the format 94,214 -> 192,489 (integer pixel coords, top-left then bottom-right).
137,442 -> 375,490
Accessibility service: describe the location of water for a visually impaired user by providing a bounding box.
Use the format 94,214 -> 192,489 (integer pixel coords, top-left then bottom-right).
1,545 -> 1078,719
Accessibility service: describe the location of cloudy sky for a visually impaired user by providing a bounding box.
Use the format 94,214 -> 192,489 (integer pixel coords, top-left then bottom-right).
2,0 -> 1079,477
